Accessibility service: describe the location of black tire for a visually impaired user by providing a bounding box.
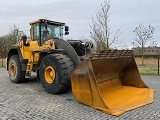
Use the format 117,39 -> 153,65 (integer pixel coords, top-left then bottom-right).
39,54 -> 75,94
8,55 -> 27,83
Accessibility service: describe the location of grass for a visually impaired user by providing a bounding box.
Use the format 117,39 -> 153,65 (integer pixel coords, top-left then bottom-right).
0,63 -> 5,67
0,57 -> 159,75
138,68 -> 159,75
135,57 -> 160,75
0,58 -> 6,67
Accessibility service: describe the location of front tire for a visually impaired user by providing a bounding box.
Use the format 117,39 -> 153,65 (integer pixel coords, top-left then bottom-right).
39,54 -> 75,94
8,55 -> 27,83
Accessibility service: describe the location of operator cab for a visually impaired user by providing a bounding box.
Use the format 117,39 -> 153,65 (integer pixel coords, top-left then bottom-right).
30,19 -> 69,45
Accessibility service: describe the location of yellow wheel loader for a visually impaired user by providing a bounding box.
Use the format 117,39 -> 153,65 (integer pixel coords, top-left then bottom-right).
6,19 -> 154,116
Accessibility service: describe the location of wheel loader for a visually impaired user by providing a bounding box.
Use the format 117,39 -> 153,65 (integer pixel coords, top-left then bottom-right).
6,19 -> 154,116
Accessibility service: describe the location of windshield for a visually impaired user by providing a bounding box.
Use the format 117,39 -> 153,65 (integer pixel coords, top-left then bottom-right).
41,23 -> 63,40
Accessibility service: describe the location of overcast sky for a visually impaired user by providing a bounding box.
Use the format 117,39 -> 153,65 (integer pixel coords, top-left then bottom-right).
0,0 -> 160,48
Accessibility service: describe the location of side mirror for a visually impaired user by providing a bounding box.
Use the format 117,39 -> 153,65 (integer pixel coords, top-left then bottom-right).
65,26 -> 69,31
22,35 -> 27,45
65,31 -> 69,35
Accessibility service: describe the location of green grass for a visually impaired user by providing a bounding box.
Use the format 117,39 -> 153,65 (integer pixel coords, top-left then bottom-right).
0,63 -> 5,67
1,60 -> 159,75
138,68 -> 159,75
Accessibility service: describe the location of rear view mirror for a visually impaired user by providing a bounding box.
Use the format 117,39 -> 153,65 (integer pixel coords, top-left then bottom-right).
65,26 -> 69,31
65,31 -> 69,35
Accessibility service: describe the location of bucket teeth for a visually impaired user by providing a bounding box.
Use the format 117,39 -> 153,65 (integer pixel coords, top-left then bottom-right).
90,49 -> 133,59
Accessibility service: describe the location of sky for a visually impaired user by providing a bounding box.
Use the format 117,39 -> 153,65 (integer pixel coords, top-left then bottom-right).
0,0 -> 160,48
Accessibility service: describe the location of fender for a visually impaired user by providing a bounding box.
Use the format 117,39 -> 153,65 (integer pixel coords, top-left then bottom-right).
7,46 -> 28,71
54,39 -> 81,67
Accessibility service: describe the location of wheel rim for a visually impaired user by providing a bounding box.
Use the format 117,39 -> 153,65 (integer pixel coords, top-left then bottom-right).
10,64 -> 16,77
44,66 -> 56,84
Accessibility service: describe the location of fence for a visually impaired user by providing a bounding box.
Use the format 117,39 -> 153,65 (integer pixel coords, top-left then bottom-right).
0,58 -> 6,67
1,57 -> 159,75
135,57 -> 160,75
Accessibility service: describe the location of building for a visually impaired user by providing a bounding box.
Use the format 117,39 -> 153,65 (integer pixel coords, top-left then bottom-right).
132,46 -> 160,55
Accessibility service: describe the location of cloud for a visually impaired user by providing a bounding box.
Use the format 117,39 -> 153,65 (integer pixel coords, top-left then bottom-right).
0,0 -> 160,47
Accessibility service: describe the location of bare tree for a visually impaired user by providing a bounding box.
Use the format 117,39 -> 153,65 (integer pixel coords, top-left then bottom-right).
133,24 -> 155,65
150,40 -> 158,47
0,25 -> 18,58
90,0 -> 121,52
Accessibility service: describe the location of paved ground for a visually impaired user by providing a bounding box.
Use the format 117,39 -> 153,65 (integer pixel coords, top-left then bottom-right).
0,67 -> 160,120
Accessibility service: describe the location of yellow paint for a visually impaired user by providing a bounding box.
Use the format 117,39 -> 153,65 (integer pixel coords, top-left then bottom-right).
71,57 -> 155,116
16,19 -> 56,73
44,66 -> 56,84
19,39 -> 55,72
10,64 -> 16,77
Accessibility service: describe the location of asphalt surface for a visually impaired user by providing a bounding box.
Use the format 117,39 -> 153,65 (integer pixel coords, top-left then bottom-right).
0,67 -> 160,120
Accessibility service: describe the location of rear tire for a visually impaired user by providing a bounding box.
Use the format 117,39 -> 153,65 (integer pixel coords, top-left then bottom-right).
8,55 -> 27,83
39,54 -> 75,94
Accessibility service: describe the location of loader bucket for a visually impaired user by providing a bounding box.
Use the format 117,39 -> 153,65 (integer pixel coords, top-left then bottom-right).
71,50 -> 154,116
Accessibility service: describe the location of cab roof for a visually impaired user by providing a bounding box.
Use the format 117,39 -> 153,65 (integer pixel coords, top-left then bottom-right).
29,19 -> 65,26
